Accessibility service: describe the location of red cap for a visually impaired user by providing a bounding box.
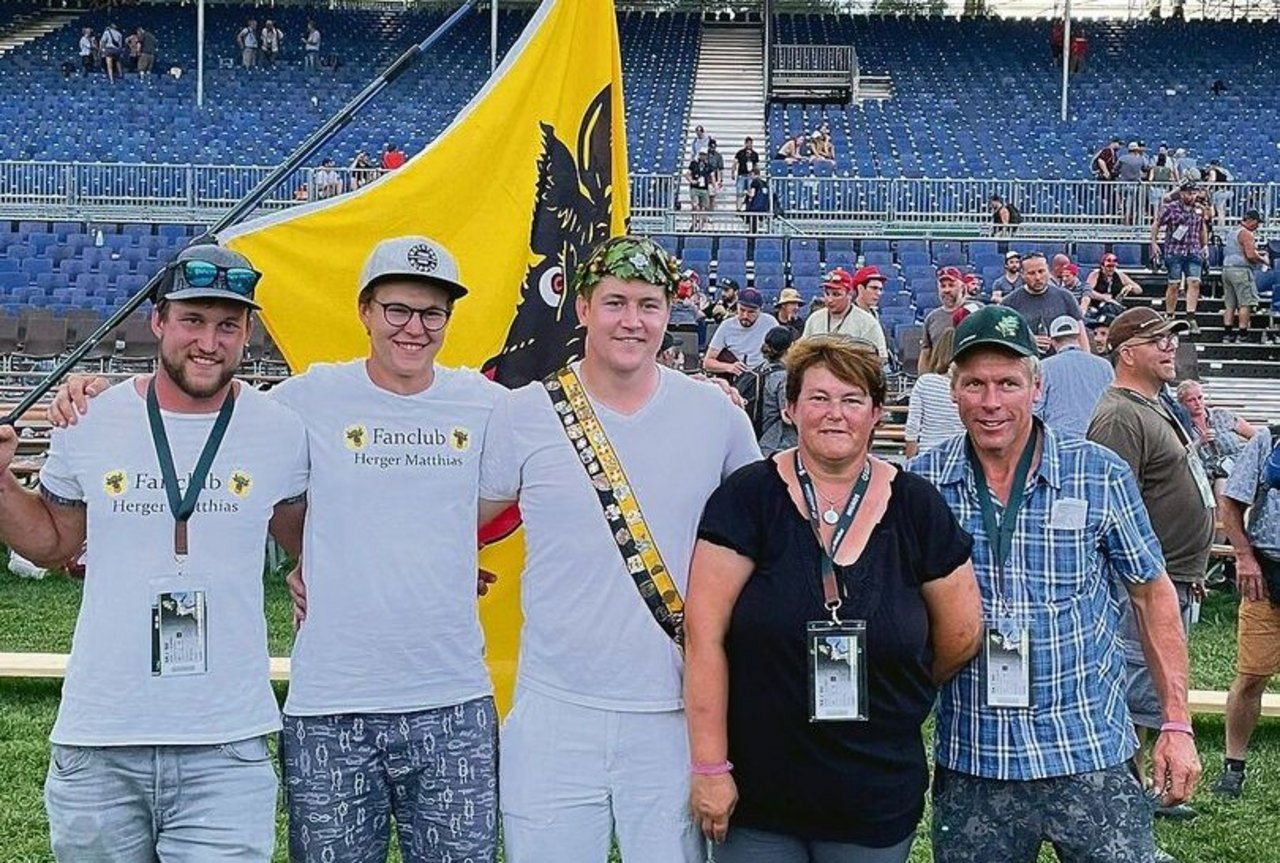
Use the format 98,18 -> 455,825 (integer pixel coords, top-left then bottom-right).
961,272 -> 979,285
1066,263 -> 1080,276
951,301 -> 984,328
822,267 -> 855,292
850,265 -> 884,288
937,266 -> 964,283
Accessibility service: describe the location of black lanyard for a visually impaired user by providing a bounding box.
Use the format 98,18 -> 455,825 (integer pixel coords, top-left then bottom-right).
146,377 -> 236,558
967,426 -> 1038,616
795,453 -> 872,622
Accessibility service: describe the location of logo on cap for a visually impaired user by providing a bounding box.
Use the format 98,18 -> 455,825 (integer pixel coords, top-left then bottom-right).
406,244 -> 439,274
995,312 -> 1021,338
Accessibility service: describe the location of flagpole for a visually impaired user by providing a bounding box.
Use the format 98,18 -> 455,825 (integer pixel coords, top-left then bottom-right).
491,0 -> 498,73
2,0 -> 479,427
1060,0 -> 1072,122
196,0 -> 205,109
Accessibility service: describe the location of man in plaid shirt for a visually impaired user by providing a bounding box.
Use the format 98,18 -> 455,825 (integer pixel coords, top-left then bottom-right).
909,305 -> 1201,862
1150,179 -> 1210,334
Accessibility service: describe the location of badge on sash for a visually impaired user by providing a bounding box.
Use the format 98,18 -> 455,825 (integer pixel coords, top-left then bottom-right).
983,619 -> 1032,708
807,620 -> 868,722
151,584 -> 208,677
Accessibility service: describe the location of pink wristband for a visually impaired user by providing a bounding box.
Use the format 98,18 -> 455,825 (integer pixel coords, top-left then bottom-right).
691,761 -> 733,776
1160,721 -> 1194,737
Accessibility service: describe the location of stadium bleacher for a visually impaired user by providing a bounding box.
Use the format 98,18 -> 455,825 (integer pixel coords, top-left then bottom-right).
770,15 -> 1280,181
0,7 -> 697,172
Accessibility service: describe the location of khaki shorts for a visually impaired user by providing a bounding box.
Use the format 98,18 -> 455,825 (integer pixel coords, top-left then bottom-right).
1238,597 -> 1280,677
1222,267 -> 1260,311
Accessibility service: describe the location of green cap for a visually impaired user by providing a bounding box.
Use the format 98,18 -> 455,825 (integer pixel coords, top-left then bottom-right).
574,236 -> 682,297
952,304 -> 1037,361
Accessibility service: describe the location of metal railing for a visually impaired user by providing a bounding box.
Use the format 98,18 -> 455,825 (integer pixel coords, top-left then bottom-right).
0,160 -> 1274,242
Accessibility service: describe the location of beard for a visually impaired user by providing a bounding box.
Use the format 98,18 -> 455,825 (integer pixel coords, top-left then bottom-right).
159,348 -> 239,399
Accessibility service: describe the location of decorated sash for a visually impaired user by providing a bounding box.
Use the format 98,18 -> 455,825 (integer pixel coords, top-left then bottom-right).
543,366 -> 684,646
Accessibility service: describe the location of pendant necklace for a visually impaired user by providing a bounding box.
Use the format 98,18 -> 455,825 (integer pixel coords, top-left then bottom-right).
816,488 -> 842,525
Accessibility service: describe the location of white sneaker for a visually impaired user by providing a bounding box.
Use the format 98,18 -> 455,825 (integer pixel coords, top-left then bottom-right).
7,550 -> 48,580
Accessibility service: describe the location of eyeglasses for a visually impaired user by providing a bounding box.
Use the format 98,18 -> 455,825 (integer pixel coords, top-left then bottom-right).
374,300 -> 450,332
1127,334 -> 1179,351
174,260 -> 261,296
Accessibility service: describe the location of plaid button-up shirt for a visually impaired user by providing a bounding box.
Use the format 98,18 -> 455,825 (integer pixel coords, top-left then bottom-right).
1155,199 -> 1207,260
908,426 -> 1165,780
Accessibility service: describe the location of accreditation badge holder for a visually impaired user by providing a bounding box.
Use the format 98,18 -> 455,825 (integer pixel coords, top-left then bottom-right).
150,576 -> 208,678
1185,445 -> 1217,509
806,620 -> 869,722
983,618 -> 1032,709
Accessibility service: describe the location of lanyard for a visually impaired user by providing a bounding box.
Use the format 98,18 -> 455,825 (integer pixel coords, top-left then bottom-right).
795,453 -> 872,622
146,377 -> 236,559
967,426 -> 1038,615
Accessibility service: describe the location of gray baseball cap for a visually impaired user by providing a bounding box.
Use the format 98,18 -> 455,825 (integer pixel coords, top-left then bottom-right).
162,244 -> 262,310
358,235 -> 469,300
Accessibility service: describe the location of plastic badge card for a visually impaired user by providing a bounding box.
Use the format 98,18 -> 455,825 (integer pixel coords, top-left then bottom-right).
151,588 -> 208,677
807,620 -> 869,722
983,623 -> 1032,708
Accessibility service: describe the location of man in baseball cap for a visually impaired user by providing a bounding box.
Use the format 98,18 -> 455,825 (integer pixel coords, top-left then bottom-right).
920,266 -> 966,371
1035,315 -> 1115,438
850,265 -> 885,317
1104,306 -> 1191,354
802,267 -> 887,357
705,286 -> 779,378
911,301 -> 1199,863
50,234 -> 510,861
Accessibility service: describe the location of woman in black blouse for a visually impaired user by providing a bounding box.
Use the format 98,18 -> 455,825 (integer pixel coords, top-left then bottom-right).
684,337 -> 983,862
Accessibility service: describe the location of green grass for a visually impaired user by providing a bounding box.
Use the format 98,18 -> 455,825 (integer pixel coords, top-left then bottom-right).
1,572 -> 1278,862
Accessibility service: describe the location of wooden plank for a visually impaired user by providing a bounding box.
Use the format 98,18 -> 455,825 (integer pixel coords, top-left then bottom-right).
0,652 -> 1274,715
0,652 -> 291,681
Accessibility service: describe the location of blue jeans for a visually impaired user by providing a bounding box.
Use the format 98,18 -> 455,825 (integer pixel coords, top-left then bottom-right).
1165,254 -> 1203,282
282,698 -> 498,863
44,735 -> 277,862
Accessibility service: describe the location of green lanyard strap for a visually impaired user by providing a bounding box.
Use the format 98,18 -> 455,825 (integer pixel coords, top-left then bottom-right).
967,426 -> 1038,618
146,377 -> 236,557
795,453 -> 873,622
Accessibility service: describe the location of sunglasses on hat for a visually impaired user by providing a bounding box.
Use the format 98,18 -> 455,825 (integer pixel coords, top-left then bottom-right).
174,260 -> 262,296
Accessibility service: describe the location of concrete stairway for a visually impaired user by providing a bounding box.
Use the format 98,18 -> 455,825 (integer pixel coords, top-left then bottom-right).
0,10 -> 80,58
684,24 -> 766,211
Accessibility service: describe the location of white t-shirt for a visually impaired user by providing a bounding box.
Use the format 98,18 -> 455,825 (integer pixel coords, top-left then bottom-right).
479,364 -> 761,711
707,313 -> 779,367
801,305 -> 888,357
41,379 -> 308,746
270,361 -> 503,715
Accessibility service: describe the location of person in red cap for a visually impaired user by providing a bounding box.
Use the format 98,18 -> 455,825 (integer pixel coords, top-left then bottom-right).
1084,253 -> 1142,314
802,267 -> 887,357
919,266 -> 967,373
851,265 -> 885,317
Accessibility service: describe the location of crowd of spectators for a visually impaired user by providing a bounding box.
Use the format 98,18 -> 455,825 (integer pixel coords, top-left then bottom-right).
74,23 -> 156,82
235,18 -> 321,70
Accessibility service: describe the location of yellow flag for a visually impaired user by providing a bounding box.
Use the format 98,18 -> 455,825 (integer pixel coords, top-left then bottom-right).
223,0 -> 629,711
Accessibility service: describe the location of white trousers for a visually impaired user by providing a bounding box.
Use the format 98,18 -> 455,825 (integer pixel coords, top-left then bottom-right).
500,687 -> 704,863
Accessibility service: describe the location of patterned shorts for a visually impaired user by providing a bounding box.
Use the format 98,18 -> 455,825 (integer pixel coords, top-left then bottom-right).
931,763 -> 1156,863
281,698 -> 498,863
